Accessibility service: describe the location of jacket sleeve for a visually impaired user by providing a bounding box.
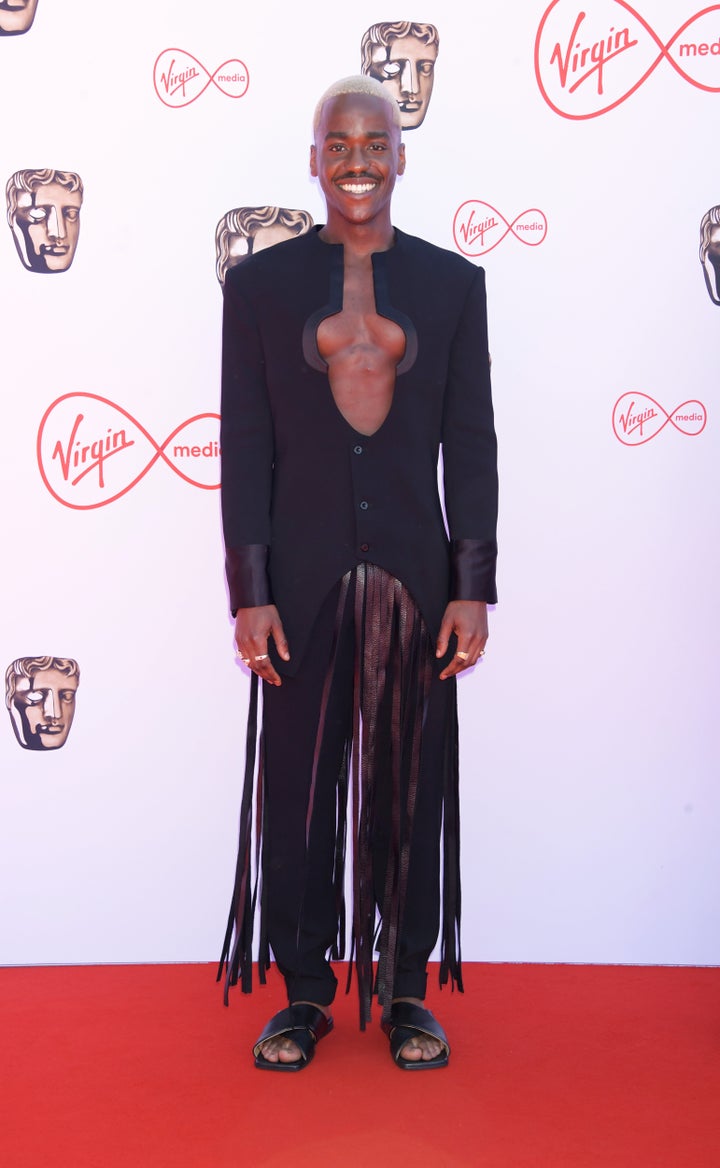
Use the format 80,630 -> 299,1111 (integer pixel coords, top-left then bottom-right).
441,265 -> 499,604
220,270 -> 274,610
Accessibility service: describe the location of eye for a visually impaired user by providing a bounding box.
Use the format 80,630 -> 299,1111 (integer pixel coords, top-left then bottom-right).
419,61 -> 434,75
382,62 -> 402,78
28,208 -> 48,222
60,691 -> 75,704
26,690 -> 43,705
64,208 -> 80,221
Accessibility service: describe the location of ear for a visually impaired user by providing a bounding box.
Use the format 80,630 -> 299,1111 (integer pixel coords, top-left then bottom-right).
397,142 -> 406,177
309,144 -> 318,178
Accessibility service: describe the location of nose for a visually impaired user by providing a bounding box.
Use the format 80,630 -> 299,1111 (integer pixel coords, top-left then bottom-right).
399,58 -> 420,97
42,689 -> 60,721
46,205 -> 65,239
347,143 -> 367,171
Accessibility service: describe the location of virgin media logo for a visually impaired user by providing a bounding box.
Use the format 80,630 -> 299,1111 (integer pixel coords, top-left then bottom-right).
153,48 -> 249,108
535,0 -> 720,119
612,392 -> 707,445
37,394 -> 220,509
453,200 -> 548,257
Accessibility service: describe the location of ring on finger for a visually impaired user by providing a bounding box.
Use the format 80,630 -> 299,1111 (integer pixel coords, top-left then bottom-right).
455,650 -> 469,661
254,654 -> 269,662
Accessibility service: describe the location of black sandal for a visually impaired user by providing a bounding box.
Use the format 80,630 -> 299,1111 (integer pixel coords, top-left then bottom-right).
252,1004 -> 334,1072
381,1002 -> 450,1070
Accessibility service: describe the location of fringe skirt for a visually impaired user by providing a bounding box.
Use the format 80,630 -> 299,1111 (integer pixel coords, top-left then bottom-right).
218,562 -> 463,1027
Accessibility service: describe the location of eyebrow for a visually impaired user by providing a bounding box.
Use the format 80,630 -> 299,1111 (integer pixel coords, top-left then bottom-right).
323,130 -> 391,141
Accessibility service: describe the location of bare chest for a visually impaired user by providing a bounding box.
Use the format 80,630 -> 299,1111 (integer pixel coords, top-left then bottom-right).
316,257 -> 406,436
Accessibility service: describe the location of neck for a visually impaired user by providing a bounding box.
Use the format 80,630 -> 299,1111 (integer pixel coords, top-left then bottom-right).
319,212 -> 395,256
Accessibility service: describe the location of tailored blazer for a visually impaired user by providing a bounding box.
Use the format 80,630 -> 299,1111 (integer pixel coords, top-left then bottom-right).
221,226 -> 498,677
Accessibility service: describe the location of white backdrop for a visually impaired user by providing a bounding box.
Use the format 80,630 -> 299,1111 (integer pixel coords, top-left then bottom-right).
1,0 -> 718,967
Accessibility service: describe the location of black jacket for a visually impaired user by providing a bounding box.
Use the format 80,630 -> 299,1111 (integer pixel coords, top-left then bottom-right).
221,226 -> 498,675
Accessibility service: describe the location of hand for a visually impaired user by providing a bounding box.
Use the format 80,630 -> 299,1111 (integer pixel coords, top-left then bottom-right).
436,601 -> 488,680
234,605 -> 290,687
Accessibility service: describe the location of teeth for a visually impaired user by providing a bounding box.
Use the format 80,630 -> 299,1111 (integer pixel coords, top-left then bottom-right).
339,182 -> 375,193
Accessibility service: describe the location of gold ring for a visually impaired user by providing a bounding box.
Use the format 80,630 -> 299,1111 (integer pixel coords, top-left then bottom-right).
254,654 -> 269,662
479,649 -> 486,657
456,650 -> 469,661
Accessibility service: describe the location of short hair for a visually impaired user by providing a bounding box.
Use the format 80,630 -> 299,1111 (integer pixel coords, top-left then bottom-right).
360,22 -> 440,73
215,205 -> 314,283
699,205 -> 720,263
312,75 -> 402,135
6,169 -> 83,227
5,656 -> 80,708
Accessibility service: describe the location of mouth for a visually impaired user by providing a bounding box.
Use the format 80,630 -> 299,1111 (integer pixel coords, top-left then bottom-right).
41,245 -> 69,255
38,723 -> 63,734
335,179 -> 379,195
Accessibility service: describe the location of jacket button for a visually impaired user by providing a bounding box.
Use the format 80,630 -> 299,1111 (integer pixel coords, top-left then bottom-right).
353,445 -> 363,455
359,500 -> 369,510
360,543 -> 369,552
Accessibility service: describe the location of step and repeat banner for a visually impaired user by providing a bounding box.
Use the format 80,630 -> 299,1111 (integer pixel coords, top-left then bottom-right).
1,2 -> 718,967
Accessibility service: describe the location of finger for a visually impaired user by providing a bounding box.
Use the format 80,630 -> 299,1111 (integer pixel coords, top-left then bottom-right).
435,614 -> 455,659
439,644 -> 479,680
271,616 -> 291,662
243,634 -> 283,686
246,653 -> 282,686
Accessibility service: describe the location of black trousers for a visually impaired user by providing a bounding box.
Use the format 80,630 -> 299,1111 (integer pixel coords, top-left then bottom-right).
261,570 -> 455,1008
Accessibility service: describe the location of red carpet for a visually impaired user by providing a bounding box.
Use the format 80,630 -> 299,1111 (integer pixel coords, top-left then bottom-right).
2,963 -> 718,1167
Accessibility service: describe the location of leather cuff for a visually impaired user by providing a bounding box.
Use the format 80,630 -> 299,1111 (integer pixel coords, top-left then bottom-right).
226,545 -> 272,612
450,539 -> 498,604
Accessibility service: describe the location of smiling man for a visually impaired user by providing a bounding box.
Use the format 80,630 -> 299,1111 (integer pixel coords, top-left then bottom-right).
219,76 -> 498,1072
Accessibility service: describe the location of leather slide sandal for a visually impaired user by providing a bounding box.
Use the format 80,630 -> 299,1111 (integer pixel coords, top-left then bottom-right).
252,1003 -> 334,1072
381,1002 -> 450,1070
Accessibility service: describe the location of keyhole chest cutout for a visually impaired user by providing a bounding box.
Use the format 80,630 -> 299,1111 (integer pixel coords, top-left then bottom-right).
316,251 -> 407,437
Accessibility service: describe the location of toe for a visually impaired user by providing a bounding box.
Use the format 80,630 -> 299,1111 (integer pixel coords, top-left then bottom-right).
399,1037 -> 423,1061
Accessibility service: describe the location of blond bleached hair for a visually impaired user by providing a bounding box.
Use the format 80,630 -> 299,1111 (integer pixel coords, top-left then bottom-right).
312,75 -> 402,135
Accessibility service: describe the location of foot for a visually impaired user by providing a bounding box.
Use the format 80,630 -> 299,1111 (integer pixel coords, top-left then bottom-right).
257,1001 -> 332,1064
392,997 -> 446,1062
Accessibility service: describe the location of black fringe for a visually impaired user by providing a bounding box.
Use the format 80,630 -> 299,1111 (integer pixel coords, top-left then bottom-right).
217,564 -> 464,1020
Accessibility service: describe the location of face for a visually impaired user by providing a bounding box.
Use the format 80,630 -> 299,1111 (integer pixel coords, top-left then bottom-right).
10,668 -> 78,750
0,0 -> 39,35
310,93 -> 405,230
11,181 -> 82,273
367,35 -> 437,129
703,223 -> 720,305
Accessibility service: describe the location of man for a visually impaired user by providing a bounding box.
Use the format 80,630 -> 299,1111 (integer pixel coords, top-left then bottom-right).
219,76 -> 498,1071
6,169 -> 83,274
214,205 -> 314,284
360,21 -> 439,130
0,0 -> 38,36
5,656 -> 80,750
699,205 -> 720,306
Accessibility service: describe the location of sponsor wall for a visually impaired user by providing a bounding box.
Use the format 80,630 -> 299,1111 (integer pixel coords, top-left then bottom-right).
1,0 -> 718,968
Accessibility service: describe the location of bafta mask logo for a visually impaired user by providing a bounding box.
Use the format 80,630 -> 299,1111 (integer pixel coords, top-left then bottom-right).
360,21 -> 439,130
700,206 -> 720,305
6,656 -> 80,751
215,205 -> 314,284
0,0 -> 38,35
6,169 -> 83,274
